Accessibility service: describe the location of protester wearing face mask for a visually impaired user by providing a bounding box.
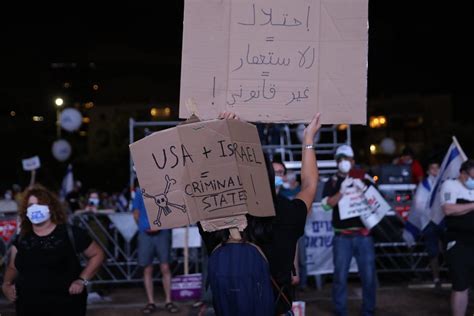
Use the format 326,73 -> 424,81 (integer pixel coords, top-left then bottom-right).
440,160 -> 474,316
2,185 -> 104,316
84,190 -> 110,252
85,191 -> 101,212
272,160 -> 286,188
322,145 -> 376,316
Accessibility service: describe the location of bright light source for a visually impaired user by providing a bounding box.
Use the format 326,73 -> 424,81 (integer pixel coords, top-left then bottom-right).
10,111 -> 16,117
55,98 -> 64,107
337,124 -> 348,131
373,175 -> 379,182
164,107 -> 171,116
150,107 -> 159,117
369,116 -> 388,128
370,144 -> 377,154
32,116 -> 44,122
93,84 -> 99,91
82,117 -> 91,124
85,102 -> 94,109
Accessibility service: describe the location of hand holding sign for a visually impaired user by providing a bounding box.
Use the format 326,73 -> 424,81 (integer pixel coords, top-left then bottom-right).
353,179 -> 368,192
339,178 -> 353,194
302,113 -> 321,144
218,111 -> 240,121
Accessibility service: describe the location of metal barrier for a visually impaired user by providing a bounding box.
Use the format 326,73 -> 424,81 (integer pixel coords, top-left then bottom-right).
69,211 -> 202,285
0,210 -> 444,285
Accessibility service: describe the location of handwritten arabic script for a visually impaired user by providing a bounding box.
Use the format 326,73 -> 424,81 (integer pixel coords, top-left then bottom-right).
180,0 -> 369,123
225,2 -> 317,111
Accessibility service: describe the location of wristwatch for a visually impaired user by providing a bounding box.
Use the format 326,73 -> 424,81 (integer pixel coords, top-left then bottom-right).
304,144 -> 315,149
78,277 -> 89,286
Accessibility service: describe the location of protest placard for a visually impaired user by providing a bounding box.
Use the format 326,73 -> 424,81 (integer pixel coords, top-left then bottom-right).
338,186 -> 370,220
22,156 -> 41,171
180,0 -> 368,123
129,118 -> 275,231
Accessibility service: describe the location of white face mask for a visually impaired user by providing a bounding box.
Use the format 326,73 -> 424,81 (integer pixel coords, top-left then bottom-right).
26,204 -> 51,225
338,160 -> 352,174
88,198 -> 100,207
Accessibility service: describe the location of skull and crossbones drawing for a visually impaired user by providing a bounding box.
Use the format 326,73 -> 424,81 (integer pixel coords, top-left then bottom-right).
141,175 -> 186,227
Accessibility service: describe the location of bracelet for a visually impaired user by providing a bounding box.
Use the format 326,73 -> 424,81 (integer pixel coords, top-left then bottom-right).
303,144 -> 315,149
78,277 -> 89,286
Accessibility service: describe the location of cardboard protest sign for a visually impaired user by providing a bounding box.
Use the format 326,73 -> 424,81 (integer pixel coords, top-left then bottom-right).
360,186 -> 391,229
22,156 -> 41,171
172,227 -> 202,248
180,0 -> 368,124
338,186 -> 370,220
129,119 -> 275,231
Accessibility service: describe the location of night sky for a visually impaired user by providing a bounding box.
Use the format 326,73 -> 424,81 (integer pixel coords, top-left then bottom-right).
0,2 -> 472,190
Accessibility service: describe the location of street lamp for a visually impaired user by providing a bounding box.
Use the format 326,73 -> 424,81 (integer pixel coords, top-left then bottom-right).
55,98 -> 64,138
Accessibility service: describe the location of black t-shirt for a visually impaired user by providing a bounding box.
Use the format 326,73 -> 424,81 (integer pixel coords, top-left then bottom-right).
322,174 -> 365,231
262,196 -> 307,285
200,195 -> 307,285
13,224 -> 92,298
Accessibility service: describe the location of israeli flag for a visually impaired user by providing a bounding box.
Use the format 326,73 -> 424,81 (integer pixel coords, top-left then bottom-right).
60,164 -> 74,200
403,178 -> 434,246
403,137 -> 467,246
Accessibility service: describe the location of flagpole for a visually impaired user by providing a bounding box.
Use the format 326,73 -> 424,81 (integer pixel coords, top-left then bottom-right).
452,136 -> 468,161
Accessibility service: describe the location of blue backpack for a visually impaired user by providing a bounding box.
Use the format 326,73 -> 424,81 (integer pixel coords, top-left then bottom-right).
208,242 -> 275,316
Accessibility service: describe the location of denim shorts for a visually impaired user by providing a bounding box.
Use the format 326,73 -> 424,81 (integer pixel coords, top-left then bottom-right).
138,230 -> 171,266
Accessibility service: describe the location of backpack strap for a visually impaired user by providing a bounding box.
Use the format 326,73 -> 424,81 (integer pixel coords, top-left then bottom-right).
271,276 -> 292,311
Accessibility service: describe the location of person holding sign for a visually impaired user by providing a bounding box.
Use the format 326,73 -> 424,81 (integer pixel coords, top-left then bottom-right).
200,112 -> 321,316
321,145 -> 376,316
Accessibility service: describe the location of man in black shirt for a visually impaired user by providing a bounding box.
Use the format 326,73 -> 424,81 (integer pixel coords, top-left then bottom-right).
322,145 -> 376,316
440,160 -> 474,316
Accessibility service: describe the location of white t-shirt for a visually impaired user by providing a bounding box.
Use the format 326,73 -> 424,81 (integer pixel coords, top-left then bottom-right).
440,179 -> 474,205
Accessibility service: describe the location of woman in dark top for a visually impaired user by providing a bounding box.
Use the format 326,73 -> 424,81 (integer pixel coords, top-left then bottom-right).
200,112 -> 320,315
2,185 -> 104,316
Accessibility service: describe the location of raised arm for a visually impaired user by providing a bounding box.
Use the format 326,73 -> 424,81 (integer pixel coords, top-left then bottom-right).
295,113 -> 321,211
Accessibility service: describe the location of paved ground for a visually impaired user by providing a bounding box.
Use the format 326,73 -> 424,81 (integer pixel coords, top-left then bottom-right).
1,281 -> 473,315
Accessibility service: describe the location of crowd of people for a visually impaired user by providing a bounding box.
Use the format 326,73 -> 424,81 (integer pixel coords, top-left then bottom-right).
1,111 -> 473,316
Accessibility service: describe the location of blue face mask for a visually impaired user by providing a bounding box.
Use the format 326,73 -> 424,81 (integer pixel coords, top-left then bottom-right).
275,176 -> 284,188
465,177 -> 474,190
